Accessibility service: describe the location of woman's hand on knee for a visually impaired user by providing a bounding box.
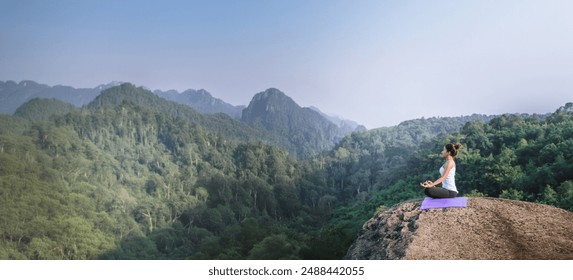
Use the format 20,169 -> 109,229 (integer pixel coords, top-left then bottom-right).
420,181 -> 433,188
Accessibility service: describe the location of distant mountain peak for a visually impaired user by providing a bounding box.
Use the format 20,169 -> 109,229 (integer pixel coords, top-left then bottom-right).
19,80 -> 38,87
262,87 -> 283,94
95,81 -> 125,91
1,80 -> 102,114
242,88 -> 357,158
258,88 -> 290,99
247,88 -> 299,113
102,82 -> 137,93
154,87 -> 244,118
195,89 -> 212,97
87,83 -> 155,110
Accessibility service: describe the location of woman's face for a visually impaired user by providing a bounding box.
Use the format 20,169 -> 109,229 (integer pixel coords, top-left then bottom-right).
441,146 -> 449,158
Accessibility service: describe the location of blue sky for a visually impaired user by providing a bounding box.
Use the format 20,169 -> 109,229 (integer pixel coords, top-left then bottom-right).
1,0 -> 572,128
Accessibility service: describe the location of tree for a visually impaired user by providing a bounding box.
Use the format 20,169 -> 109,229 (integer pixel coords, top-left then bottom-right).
537,185 -> 558,206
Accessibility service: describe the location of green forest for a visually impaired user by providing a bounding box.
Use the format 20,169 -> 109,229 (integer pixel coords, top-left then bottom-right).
1,84 -> 572,259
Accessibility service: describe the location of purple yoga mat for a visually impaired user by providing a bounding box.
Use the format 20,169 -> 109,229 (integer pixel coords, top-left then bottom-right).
420,197 -> 468,210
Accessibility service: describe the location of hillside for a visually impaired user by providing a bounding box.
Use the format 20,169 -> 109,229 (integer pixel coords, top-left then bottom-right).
0,100 -> 321,259
345,197 -> 573,259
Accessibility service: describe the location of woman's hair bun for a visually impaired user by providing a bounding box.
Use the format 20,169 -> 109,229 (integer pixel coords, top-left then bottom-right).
446,143 -> 462,156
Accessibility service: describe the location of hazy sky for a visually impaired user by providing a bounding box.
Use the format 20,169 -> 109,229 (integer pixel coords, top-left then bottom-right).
1,0 -> 572,128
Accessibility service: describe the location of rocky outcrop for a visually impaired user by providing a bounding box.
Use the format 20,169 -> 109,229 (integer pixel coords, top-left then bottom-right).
345,197 -> 573,260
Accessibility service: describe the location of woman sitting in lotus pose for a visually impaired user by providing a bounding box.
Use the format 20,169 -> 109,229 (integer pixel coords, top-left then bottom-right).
420,143 -> 462,198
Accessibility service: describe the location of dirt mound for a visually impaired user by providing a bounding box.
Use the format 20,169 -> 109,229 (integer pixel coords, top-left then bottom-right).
344,197 -> 573,259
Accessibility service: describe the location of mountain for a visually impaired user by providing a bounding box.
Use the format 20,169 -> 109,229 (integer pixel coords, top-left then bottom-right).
345,198 -> 573,259
0,91 -> 340,260
241,88 -> 356,158
309,106 -> 366,134
1,80 -> 47,114
0,80 -> 122,115
1,80 -> 362,134
1,80 -> 365,157
1,80 -> 246,119
88,83 -> 272,143
0,98 -> 305,259
155,88 -> 244,119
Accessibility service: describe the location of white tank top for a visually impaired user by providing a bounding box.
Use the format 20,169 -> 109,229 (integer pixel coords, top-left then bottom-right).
439,162 -> 458,193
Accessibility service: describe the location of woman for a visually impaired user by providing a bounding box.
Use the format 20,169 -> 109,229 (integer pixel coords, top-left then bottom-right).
420,143 -> 462,198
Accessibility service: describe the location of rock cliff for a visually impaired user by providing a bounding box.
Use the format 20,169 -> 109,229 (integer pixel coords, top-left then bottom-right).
345,197 -> 573,259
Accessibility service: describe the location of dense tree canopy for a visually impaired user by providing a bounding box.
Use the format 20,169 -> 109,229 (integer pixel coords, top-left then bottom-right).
1,86 -> 571,260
